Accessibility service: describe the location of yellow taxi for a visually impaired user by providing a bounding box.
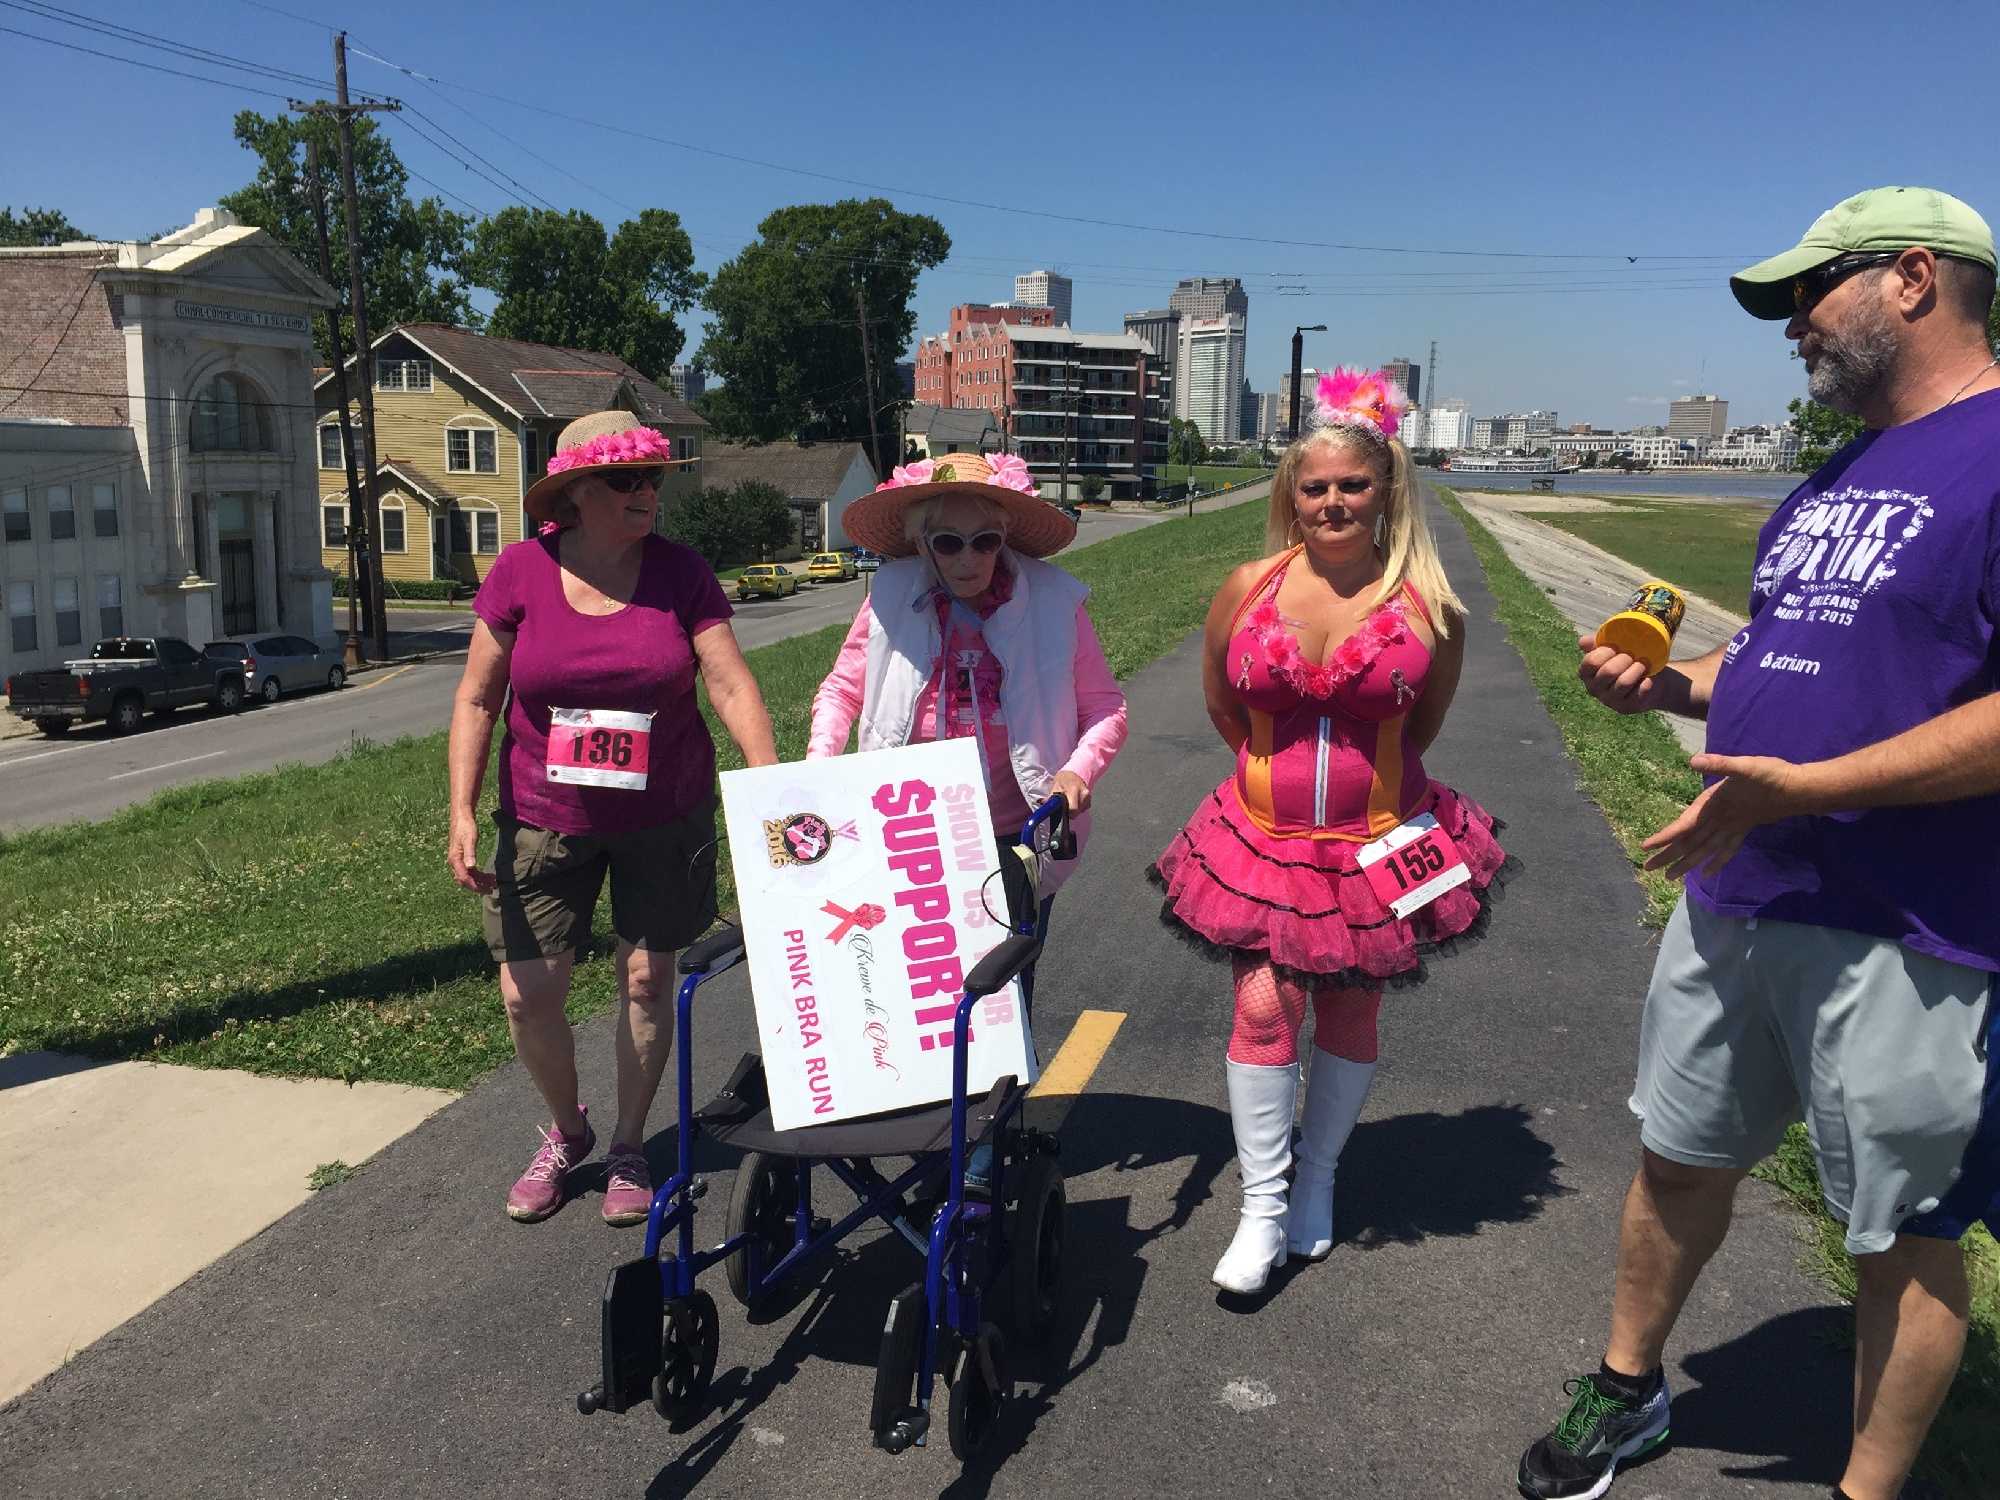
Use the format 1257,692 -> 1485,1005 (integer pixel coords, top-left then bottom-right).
805,551 -> 859,582
734,563 -> 799,600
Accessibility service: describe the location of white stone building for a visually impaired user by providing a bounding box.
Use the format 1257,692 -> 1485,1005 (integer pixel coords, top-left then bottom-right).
1,208 -> 337,675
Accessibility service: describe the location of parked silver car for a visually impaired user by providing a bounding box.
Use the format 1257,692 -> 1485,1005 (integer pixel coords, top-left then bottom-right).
203,636 -> 347,703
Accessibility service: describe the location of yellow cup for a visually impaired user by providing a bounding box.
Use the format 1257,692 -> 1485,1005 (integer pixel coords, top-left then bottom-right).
1595,580 -> 1687,676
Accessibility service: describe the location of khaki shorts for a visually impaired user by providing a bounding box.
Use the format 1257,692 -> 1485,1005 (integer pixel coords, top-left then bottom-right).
482,799 -> 718,963
1631,897 -> 1992,1254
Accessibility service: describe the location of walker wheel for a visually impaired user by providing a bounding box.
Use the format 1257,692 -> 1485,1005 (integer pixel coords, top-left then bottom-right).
652,1290 -> 718,1422
724,1151 -> 796,1309
946,1322 -> 1010,1463
1006,1153 -> 1065,1346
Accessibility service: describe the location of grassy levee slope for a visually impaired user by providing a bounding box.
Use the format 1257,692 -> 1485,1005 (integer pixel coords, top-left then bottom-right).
0,502 -> 1264,1091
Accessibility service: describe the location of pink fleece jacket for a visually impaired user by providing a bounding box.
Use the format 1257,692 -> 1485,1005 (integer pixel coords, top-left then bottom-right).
810,595 -> 1126,897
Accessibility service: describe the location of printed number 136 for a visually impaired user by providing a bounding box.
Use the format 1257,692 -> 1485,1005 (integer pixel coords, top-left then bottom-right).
570,728 -> 635,768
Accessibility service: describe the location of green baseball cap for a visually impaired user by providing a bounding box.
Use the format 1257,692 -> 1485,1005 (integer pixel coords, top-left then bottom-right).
1730,186 -> 1996,320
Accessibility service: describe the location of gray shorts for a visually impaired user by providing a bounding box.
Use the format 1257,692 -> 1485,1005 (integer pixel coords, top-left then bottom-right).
1631,898 -> 1992,1254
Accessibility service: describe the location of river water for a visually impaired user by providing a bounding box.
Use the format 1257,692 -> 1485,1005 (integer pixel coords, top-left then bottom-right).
1427,470 -> 1799,504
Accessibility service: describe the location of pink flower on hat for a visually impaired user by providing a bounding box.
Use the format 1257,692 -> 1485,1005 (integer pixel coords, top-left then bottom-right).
881,459 -> 936,490
987,453 -> 1036,493
545,425 -> 675,475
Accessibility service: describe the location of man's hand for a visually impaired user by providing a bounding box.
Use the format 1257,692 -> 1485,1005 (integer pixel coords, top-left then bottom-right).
1052,770 -> 1092,814
1641,753 -> 1812,881
1577,633 -> 1669,714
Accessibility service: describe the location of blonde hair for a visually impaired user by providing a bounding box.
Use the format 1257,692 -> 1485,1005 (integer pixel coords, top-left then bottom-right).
901,492 -> 1010,547
1265,425 -> 1462,633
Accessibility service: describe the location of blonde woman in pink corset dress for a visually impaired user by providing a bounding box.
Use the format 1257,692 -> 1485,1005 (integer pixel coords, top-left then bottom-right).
1151,369 -> 1514,1295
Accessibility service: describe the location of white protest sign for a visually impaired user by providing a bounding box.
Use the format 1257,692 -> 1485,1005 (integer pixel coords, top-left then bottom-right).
718,739 -> 1036,1131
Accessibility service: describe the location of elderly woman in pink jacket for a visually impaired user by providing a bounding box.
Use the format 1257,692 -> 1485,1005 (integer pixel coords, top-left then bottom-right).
809,451 -> 1127,896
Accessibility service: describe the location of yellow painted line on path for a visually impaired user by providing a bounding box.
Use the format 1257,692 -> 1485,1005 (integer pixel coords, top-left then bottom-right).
1027,1009 -> 1125,1129
351,662 -> 423,693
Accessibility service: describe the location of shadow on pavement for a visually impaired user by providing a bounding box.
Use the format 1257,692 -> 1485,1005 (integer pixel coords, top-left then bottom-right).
0,1049 -> 113,1090
1342,1102 -> 1571,1250
1671,1305 -> 1853,1491
640,1092 -> 1232,1497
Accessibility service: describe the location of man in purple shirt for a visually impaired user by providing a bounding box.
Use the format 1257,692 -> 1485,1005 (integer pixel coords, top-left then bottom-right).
1518,188 -> 2000,1500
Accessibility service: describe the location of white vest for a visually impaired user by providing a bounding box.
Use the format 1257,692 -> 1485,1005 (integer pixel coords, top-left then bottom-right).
859,553 -> 1087,807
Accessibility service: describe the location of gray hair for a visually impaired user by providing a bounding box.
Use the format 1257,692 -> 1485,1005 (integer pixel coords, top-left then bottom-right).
900,492 -> 1010,546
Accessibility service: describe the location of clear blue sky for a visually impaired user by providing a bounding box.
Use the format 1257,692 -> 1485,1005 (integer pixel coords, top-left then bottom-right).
5,0 -> 1996,429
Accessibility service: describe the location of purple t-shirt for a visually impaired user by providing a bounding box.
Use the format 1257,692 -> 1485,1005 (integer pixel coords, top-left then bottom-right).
473,532 -> 732,835
1691,388 -> 2000,971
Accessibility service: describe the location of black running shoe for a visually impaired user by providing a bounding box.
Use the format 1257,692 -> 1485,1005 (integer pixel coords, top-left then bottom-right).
1516,1371 -> 1671,1499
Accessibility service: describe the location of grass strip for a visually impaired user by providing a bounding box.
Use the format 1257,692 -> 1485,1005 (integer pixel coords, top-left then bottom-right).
1443,486 -> 1996,1496
1527,500 -> 1764,612
0,502 -> 1263,1091
1439,488 -> 1697,926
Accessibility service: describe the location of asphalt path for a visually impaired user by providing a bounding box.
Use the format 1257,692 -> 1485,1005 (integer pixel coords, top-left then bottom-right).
0,500 -> 1264,832
0,502 -> 1851,1498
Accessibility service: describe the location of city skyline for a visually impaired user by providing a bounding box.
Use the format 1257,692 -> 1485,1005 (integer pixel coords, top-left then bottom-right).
6,1 -> 1994,431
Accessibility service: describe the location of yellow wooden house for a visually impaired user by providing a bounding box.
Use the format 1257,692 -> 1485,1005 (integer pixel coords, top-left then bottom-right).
313,323 -> 706,589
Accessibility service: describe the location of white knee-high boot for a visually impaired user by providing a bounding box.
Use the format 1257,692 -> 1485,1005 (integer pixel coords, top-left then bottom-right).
1212,1059 -> 1297,1294
1287,1051 -> 1376,1259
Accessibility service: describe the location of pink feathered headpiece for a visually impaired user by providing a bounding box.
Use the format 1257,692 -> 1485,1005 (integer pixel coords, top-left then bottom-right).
1310,367 -> 1408,441
544,424 -> 676,475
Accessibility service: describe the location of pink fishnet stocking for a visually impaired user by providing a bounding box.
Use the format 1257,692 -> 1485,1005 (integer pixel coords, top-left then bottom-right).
1228,959 -> 1382,1065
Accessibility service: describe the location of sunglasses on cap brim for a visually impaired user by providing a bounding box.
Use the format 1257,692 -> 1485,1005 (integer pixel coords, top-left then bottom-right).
925,529 -> 1004,557
597,467 -> 667,494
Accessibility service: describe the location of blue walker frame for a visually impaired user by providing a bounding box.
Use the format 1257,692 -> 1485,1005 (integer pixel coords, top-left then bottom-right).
578,797 -> 1072,1459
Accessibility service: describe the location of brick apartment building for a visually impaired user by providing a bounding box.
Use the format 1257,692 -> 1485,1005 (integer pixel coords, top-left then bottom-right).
913,304 -> 1169,500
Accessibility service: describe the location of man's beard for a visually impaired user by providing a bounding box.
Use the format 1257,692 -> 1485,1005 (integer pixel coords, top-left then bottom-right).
1804,297 -> 1899,413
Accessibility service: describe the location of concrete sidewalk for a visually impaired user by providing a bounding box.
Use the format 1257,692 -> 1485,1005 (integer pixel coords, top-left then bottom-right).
0,503 -> 1850,1499
0,1051 -> 450,1404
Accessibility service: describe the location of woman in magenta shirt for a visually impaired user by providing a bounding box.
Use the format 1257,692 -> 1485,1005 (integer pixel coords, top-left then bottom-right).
447,412 -> 777,1227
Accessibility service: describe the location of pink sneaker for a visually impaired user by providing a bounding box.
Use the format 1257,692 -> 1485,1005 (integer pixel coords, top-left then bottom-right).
506,1111 -> 595,1222
601,1143 -> 653,1227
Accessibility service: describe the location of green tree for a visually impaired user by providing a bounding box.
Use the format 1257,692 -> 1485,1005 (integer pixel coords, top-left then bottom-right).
1785,396 -> 1866,472
699,199 -> 950,469
219,110 -> 476,353
1076,474 -> 1107,504
0,207 -> 88,246
468,207 -> 701,379
664,479 -> 797,567
1167,417 -> 1208,468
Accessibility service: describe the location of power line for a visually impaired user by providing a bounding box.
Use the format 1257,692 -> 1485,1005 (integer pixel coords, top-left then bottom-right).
398,103 -> 558,213
0,20 -> 302,99
342,45 -> 1737,264
0,0 -> 335,92
388,113 -> 532,212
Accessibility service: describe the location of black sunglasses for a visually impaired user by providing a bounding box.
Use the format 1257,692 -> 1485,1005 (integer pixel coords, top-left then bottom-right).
600,467 -> 666,494
926,528 -> 1004,557
1791,252 -> 1901,315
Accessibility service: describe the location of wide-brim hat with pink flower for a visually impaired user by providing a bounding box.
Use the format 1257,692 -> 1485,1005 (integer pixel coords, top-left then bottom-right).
841,450 -> 1076,559
523,411 -> 696,524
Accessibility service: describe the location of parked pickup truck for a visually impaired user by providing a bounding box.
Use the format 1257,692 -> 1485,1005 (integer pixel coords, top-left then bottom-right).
5,636 -> 246,736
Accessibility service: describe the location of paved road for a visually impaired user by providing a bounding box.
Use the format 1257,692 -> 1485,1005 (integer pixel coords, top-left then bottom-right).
0,498 -> 1268,832
0,504 -> 1849,1498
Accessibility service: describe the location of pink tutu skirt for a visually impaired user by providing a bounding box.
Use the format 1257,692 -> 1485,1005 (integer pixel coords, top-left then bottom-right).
1149,780 -> 1515,989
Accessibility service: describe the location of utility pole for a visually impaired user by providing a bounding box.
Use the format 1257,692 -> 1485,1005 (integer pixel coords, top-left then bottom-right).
854,281 -> 883,482
292,33 -> 397,662
1427,337 -> 1439,409
305,139 -> 367,669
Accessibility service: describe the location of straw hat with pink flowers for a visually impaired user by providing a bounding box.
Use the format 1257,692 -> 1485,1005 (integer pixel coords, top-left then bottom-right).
841,450 -> 1077,559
